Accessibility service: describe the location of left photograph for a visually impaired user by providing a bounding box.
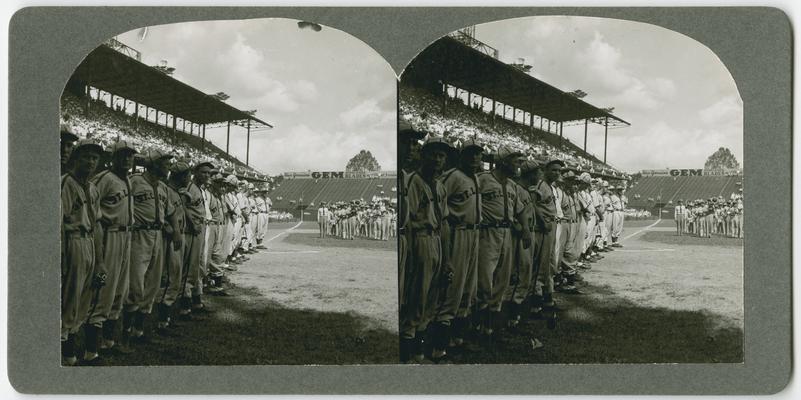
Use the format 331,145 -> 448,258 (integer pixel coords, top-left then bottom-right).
59,18 -> 398,366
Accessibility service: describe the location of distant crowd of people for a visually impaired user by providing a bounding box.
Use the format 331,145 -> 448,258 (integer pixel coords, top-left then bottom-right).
61,91 -> 271,182
673,193 -> 744,238
399,86 -> 627,178
317,200 -> 397,241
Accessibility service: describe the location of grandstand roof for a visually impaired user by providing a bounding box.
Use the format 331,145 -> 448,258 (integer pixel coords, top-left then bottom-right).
402,36 -> 629,126
70,44 -> 273,129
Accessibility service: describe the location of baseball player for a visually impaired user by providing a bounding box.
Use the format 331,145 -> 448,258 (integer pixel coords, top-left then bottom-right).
475,146 -> 528,340
255,189 -> 269,248
609,186 -> 623,247
506,159 -> 537,328
156,161 -> 189,335
125,149 -> 173,344
317,202 -> 330,238
61,138 -> 103,366
60,123 -> 79,173
431,139 -> 483,358
204,173 -> 228,294
401,137 -> 450,363
397,119 -> 424,362
222,175 -> 240,267
90,140 -> 137,358
179,161 -> 212,317
531,159 -> 563,313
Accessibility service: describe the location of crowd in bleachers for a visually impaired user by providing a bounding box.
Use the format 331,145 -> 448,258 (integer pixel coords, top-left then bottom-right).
60,91 -> 271,183
399,86 -> 625,177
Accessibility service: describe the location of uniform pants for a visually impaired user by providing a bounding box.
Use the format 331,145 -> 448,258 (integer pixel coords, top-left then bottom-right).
398,232 -> 408,314
550,222 -> 565,276
477,227 -> 513,312
89,230 -> 131,326
127,229 -> 163,314
257,213 -> 268,242
533,221 -> 557,296
506,232 -> 534,305
573,220 -> 586,263
61,235 -> 96,339
248,216 -> 257,248
612,211 -> 624,240
224,218 -> 236,258
560,221 -> 578,270
205,223 -> 226,277
603,212 -> 614,244
182,225 -> 206,298
319,221 -> 328,238
437,226 -> 479,323
676,216 -> 686,235
583,215 -> 596,254
399,232 -> 441,338
161,237 -> 184,307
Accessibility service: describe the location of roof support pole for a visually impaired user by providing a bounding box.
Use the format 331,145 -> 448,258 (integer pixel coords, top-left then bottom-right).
559,121 -> 564,149
202,124 -> 206,151
491,99 -> 496,126
529,112 -> 534,132
246,119 -> 252,166
540,116 -> 543,131
226,120 -> 231,155
84,85 -> 90,117
583,118 -> 588,154
171,112 -> 177,146
467,92 -> 472,108
603,117 -> 609,164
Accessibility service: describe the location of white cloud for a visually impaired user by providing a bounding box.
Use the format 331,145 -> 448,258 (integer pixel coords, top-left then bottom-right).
339,99 -> 383,126
699,95 -> 743,125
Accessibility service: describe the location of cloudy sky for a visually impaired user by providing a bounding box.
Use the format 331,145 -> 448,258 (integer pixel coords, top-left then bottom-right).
471,16 -> 743,172
117,18 -> 396,175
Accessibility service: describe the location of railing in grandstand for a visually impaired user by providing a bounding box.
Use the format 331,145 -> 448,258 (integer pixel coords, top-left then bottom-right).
105,38 -> 141,61
448,29 -> 499,59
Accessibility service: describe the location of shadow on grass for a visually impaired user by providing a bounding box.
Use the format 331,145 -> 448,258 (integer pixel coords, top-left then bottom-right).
448,285 -> 743,364
639,230 -> 743,247
83,285 -> 398,366
282,232 -> 396,251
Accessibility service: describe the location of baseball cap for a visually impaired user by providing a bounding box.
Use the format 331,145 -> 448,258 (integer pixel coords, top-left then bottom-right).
544,159 -> 565,168
72,138 -> 104,155
398,118 -> 426,140
421,136 -> 454,154
142,148 -> 174,164
460,138 -> 484,153
193,161 -> 215,171
520,159 -> 541,174
496,145 -> 525,160
109,140 -> 138,154
224,175 -> 239,186
170,161 -> 190,173
562,170 -> 576,180
60,123 -> 79,142
601,181 -> 609,187
579,172 -> 592,184
248,182 -> 255,190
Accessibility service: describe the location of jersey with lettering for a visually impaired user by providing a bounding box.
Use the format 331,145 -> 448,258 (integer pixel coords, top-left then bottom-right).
92,170 -> 132,227
129,173 -> 170,225
61,174 -> 100,232
477,171 -> 521,225
407,172 -> 447,230
182,181 -> 206,229
440,167 -> 481,225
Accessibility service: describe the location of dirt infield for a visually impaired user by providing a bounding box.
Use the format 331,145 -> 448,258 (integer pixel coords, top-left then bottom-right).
448,218 -> 743,364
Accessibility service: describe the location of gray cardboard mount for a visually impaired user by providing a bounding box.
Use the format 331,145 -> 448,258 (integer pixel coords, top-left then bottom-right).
7,7 -> 792,395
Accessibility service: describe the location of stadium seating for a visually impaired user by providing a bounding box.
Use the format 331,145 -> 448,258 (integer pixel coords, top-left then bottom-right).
60,91 -> 268,180
626,175 -> 742,209
399,86 -> 620,173
270,177 -> 396,211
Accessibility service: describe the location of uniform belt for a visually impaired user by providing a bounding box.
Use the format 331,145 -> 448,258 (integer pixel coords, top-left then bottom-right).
133,222 -> 162,231
481,221 -> 511,229
64,230 -> 93,238
412,226 -> 440,235
105,225 -> 132,232
453,223 -> 480,230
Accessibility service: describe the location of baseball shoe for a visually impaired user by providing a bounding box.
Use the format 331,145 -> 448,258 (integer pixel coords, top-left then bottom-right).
62,356 -> 78,366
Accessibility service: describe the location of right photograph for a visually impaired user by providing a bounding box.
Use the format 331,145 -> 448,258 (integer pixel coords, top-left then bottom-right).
397,16 -> 743,364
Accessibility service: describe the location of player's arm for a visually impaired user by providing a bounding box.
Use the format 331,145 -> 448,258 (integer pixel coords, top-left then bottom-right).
515,190 -> 532,248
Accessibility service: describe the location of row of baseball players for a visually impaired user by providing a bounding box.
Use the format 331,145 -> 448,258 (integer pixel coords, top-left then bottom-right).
397,118 -> 629,363
60,125 -> 271,366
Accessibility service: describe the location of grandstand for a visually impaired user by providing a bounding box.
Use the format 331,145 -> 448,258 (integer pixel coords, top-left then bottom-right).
269,175 -> 397,214
626,175 -> 743,213
400,35 -> 630,176
61,41 -> 272,181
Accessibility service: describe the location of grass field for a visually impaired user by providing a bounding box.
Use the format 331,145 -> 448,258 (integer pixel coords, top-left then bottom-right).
76,221 -> 398,366
446,219 -> 744,364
